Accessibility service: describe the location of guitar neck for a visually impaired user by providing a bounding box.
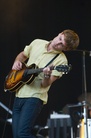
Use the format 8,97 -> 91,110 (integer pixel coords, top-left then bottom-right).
27,68 -> 44,75
26,66 -> 54,75
25,64 -> 70,76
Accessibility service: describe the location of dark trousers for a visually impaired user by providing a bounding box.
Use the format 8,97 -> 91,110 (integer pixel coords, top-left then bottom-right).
12,97 -> 43,138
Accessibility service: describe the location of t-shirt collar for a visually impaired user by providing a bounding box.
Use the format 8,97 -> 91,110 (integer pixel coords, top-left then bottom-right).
45,41 -> 62,54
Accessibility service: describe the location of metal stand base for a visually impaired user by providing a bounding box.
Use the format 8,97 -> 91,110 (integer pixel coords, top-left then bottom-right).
0,102 -> 12,115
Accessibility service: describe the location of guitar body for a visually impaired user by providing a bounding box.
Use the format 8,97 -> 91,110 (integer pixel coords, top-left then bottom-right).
4,63 -> 37,92
4,63 -> 72,92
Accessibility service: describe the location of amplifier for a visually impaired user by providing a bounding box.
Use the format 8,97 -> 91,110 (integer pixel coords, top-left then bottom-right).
47,113 -> 73,138
87,119 -> 91,138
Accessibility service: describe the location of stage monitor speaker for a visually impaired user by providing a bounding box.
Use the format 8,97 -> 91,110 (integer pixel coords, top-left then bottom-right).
47,113 -> 72,138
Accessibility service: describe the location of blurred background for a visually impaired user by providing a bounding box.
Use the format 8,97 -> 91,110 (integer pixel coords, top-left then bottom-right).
0,0 -> 91,137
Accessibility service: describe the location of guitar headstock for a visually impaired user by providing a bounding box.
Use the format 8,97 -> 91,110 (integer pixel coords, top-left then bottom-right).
55,64 -> 72,74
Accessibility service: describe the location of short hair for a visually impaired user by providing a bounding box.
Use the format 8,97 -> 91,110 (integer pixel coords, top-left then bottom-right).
62,29 -> 80,50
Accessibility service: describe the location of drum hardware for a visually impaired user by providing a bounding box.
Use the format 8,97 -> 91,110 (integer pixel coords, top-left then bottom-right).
64,50 -> 91,138
72,50 -> 91,138
78,93 -> 91,106
0,102 -> 12,115
78,95 -> 91,138
81,101 -> 88,138
79,50 -> 90,138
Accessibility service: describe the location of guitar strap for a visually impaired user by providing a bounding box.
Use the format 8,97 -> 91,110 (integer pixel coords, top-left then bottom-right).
44,54 -> 59,68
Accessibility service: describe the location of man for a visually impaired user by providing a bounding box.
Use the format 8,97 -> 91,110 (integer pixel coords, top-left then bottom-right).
12,29 -> 79,138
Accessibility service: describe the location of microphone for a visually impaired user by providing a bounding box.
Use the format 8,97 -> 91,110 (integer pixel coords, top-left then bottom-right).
89,51 -> 91,56
72,49 -> 91,57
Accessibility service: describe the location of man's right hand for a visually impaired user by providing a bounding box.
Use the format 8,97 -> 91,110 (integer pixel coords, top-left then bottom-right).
12,60 -> 23,70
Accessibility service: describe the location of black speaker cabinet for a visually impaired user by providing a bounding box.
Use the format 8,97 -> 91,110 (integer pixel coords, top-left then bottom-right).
47,114 -> 72,138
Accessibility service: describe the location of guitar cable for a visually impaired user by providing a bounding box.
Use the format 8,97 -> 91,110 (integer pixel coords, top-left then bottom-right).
1,92 -> 13,138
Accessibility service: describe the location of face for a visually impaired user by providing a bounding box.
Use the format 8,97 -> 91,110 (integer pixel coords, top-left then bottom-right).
51,33 -> 68,51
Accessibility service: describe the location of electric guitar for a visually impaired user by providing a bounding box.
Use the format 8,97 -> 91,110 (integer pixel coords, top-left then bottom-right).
4,63 -> 72,92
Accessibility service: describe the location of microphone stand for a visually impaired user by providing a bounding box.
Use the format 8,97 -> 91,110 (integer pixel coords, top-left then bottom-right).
0,102 -> 12,115
67,49 -> 90,137
81,51 -> 88,138
68,49 -> 90,138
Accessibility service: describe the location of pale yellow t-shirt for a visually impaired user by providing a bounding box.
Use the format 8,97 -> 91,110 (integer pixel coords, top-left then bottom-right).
16,39 -> 68,104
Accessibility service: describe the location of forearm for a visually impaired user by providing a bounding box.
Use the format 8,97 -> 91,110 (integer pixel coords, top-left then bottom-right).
41,75 -> 51,87
41,75 -> 59,88
12,51 -> 28,70
14,51 -> 27,62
